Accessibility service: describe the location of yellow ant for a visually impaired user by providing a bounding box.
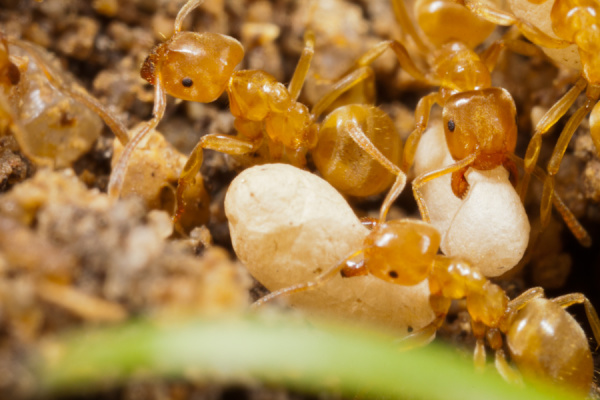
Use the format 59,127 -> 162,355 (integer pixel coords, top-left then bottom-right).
108,0 -> 436,225
464,0 -> 600,227
253,183 -> 600,394
336,0 -> 590,246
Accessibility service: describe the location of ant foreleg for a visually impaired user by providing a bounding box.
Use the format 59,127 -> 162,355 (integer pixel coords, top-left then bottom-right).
412,154 -> 477,222
174,133 -> 262,223
401,92 -> 440,171
396,294 -> 450,349
108,78 -> 167,199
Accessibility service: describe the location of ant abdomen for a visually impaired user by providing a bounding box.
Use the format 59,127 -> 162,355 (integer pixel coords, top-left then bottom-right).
313,105 -> 402,197
506,298 -> 593,393
142,32 -> 244,102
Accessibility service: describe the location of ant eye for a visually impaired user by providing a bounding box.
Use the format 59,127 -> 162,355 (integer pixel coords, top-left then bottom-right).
388,270 -> 398,279
447,119 -> 455,132
182,77 -> 193,87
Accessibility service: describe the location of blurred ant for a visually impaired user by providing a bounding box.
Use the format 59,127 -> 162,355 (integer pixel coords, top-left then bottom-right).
109,0 -> 421,224
0,32 -> 129,147
464,0 -> 600,226
254,211 -> 600,394
338,0 -> 590,245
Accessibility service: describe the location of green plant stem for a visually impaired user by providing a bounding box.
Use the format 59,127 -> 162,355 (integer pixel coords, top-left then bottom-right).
38,315 -> 584,399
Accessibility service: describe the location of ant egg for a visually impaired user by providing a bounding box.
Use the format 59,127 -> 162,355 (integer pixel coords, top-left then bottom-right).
414,119 -> 530,276
225,163 -> 434,335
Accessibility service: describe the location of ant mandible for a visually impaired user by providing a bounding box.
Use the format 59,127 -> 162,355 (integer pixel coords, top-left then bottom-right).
109,0 -> 420,224
337,0 -> 590,245
254,212 -> 600,394
464,0 -> 600,227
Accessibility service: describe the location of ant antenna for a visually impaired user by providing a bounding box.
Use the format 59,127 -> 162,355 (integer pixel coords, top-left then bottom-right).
174,0 -> 206,34
251,250 -> 365,309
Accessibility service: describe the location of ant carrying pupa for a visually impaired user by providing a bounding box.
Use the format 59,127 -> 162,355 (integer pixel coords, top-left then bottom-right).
464,0 -> 600,227
336,0 -> 591,249
234,163 -> 600,396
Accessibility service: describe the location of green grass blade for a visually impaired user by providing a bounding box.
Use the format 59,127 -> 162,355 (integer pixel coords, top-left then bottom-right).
38,316 -> 585,400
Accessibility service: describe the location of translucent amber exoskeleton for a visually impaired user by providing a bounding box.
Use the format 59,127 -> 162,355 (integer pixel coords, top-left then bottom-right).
254,214 -> 600,393
464,0 -> 600,231
339,0 -> 589,245
111,0 -> 408,228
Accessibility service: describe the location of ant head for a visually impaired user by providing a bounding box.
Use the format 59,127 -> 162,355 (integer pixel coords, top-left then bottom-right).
141,32 -> 244,103
364,219 -> 440,286
443,88 -> 517,166
414,0 -> 496,48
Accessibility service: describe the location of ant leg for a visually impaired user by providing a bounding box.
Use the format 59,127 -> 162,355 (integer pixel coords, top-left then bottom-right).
390,0 -> 429,54
342,118 -> 406,222
551,293 -> 600,347
471,320 -> 487,370
479,38 -> 543,73
485,327 -> 523,383
551,190 -> 592,247
174,133 -> 262,223
494,349 -> 524,384
401,92 -> 440,172
413,154 -> 477,222
379,174 -> 407,223
338,39 -> 431,84
108,79 -> 167,200
507,287 -> 545,310
508,153 -> 591,246
288,31 -> 315,101
500,287 -> 547,326
7,38 -> 129,145
520,77 -> 587,199
463,0 -> 571,49
343,119 -> 404,176
542,94 -> 598,225
397,294 -> 450,349
251,249 -> 365,309
311,67 -> 374,118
